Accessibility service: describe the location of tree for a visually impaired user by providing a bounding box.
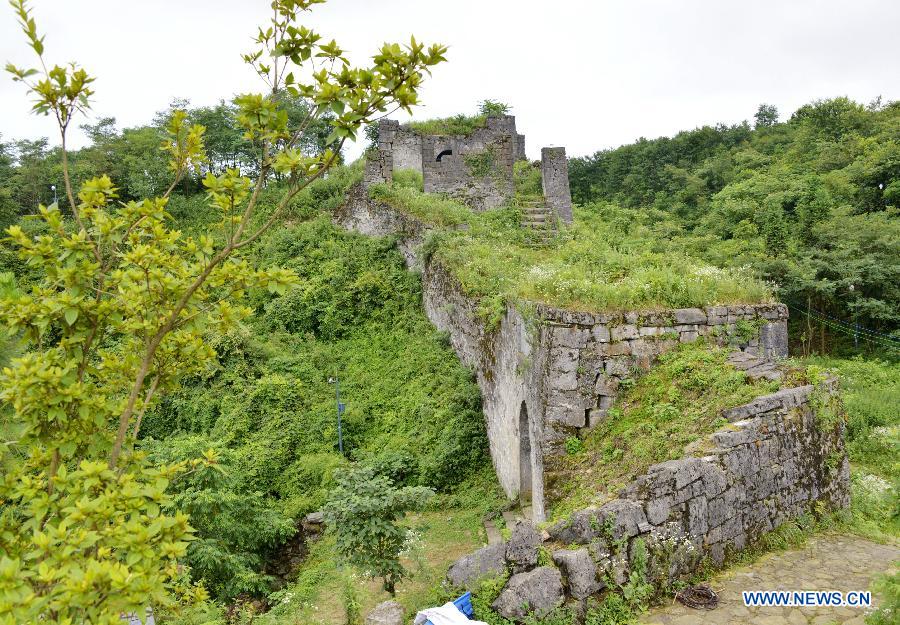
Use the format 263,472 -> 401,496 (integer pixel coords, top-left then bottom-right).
323,466 -> 432,595
0,0 -> 446,622
754,103 -> 779,128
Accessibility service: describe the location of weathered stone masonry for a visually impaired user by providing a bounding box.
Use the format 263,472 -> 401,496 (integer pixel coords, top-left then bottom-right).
446,381 -> 849,620
335,187 -> 792,524
364,115 -> 574,222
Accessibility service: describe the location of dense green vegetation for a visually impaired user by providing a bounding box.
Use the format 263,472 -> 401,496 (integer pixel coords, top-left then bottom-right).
136,176 -> 492,601
569,98 -> 900,352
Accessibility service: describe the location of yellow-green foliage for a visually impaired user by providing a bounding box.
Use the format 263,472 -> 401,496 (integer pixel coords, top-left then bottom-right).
1,0 -> 449,619
550,342 -> 780,519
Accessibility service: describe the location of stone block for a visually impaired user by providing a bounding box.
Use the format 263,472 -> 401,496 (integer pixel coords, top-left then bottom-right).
591,325 -> 611,343
611,324 -> 639,341
646,496 -> 673,525
552,548 -> 603,599
594,374 -> 619,396
549,508 -> 599,544
506,520 -> 541,572
605,358 -> 630,377
674,308 -> 707,324
546,401 -> 586,428
587,408 -> 609,427
598,499 -> 647,540
492,567 -> 564,619
554,326 -> 591,349
705,306 -> 728,325
447,542 -> 507,590
686,497 -> 709,537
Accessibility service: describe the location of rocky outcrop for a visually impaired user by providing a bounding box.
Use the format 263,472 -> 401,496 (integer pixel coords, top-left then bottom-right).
446,542 -> 508,590
506,520 -> 541,572
551,548 -> 603,599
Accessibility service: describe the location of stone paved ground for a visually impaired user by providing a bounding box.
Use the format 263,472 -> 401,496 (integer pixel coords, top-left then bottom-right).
640,534 -> 899,625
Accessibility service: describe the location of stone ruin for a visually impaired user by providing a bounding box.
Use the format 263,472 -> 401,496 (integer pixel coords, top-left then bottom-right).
335,190 -> 804,523
338,112 -> 850,621
364,115 -> 573,222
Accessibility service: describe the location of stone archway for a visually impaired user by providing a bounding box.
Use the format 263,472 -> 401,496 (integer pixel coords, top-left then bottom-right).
519,401 -> 532,503
436,148 -> 453,161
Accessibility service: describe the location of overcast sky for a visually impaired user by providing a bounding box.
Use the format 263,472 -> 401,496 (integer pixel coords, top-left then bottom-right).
1,0 -> 898,162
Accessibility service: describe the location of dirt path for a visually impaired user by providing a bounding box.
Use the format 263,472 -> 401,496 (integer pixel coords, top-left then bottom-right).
639,534 -> 898,625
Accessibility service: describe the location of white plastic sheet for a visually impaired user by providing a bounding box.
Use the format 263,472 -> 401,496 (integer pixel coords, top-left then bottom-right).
413,602 -> 488,625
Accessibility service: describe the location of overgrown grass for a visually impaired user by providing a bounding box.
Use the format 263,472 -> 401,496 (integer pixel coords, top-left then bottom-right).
369,182 -> 472,226
405,113 -> 488,136
800,356 -> 899,541
548,342 -> 782,520
143,214 -> 492,520
439,203 -> 773,315
369,183 -> 773,315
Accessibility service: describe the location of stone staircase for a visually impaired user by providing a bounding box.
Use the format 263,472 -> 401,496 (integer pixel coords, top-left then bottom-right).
483,506 -> 533,545
520,200 -> 556,241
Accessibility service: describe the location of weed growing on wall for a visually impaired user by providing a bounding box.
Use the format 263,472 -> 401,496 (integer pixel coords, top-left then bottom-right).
406,113 -> 489,136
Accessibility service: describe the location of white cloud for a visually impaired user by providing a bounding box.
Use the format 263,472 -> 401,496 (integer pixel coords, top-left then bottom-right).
1,0 -> 898,162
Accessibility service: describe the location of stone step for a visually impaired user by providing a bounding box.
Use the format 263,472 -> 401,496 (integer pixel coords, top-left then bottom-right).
483,519 -> 503,545
502,509 -> 524,527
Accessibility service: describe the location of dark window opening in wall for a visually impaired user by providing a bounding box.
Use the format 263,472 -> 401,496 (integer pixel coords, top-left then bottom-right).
519,401 -> 532,504
436,149 -> 452,162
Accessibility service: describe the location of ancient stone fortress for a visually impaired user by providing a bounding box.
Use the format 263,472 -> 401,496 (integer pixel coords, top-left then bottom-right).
340,113 -> 849,621
364,115 -> 573,222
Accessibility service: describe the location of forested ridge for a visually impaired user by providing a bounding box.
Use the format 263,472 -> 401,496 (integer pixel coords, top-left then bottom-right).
569,98 -> 899,355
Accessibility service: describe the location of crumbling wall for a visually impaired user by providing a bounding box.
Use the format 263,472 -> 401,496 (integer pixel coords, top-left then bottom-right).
332,188 -> 790,523
446,382 -> 849,620
422,134 -> 516,210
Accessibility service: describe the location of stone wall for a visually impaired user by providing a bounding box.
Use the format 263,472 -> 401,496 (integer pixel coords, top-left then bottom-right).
536,302 -> 789,450
333,188 -> 789,523
446,381 -> 849,620
422,134 -> 516,210
540,147 -> 573,224
377,119 -> 423,172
